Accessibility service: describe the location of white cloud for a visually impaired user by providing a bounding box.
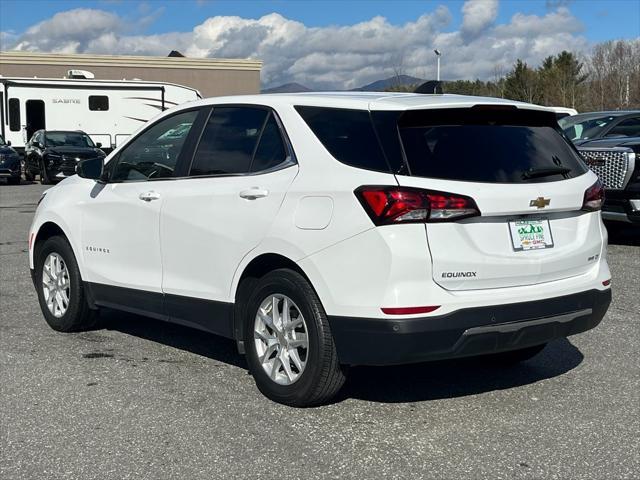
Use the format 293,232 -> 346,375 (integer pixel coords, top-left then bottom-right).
1,1 -> 595,89
461,0 -> 499,39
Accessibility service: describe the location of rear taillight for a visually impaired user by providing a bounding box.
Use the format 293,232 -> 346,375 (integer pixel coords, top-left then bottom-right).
582,179 -> 604,211
355,186 -> 480,225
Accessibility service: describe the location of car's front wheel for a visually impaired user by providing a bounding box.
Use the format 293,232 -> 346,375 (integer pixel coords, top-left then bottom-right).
243,269 -> 347,407
35,235 -> 98,332
39,160 -> 52,184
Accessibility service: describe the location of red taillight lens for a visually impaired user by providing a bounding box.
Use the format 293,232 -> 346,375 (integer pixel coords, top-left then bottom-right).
582,179 -> 605,211
355,186 -> 480,225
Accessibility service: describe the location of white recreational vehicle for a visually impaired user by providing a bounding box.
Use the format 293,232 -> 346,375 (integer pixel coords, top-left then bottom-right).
0,74 -> 201,154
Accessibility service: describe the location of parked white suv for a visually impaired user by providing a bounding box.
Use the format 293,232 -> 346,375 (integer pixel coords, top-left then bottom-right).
29,93 -> 612,406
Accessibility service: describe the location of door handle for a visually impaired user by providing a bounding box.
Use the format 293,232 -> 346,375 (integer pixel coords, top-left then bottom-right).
139,191 -> 161,202
239,188 -> 269,200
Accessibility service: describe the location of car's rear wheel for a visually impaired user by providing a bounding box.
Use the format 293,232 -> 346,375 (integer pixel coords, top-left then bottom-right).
35,235 -> 97,332
243,269 -> 347,407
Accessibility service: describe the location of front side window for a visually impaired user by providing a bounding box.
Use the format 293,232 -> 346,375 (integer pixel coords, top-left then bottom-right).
607,117 -> 640,138
111,110 -> 198,182
190,107 -> 288,176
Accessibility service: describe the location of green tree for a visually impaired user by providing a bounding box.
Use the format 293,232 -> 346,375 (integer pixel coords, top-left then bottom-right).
504,60 -> 541,104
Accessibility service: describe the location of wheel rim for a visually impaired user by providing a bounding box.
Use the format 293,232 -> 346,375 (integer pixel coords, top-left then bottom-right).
41,252 -> 71,318
254,294 -> 309,385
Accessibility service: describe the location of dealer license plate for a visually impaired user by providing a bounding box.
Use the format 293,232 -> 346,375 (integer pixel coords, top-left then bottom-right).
509,219 -> 554,251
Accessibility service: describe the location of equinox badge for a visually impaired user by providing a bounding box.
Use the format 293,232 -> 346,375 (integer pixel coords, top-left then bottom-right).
530,197 -> 550,209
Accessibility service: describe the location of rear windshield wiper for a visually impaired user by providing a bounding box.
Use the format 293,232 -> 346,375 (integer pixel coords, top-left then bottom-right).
521,167 -> 571,180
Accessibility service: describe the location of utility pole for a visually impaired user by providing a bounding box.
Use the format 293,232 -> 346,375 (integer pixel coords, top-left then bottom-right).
434,49 -> 441,81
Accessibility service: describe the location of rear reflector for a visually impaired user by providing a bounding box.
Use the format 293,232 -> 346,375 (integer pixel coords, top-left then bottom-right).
582,179 -> 605,211
355,186 -> 480,225
602,279 -> 611,287
381,306 -> 441,315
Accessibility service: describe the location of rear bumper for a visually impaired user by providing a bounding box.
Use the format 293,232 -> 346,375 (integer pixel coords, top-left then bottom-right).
327,288 -> 611,366
603,193 -> 640,224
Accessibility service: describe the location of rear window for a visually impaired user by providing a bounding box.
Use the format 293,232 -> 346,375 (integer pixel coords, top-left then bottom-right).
295,106 -> 390,173
397,108 -> 588,183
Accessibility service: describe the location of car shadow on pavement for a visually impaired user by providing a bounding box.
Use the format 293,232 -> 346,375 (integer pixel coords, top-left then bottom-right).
606,223 -> 639,246
340,338 -> 584,403
101,309 -> 247,369
101,308 -> 584,404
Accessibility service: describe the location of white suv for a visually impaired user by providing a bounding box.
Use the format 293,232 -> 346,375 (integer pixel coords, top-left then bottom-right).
29,93 -> 612,406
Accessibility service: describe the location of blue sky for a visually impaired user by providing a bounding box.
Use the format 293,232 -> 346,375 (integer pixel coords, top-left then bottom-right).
1,0 -> 638,42
1,0 -> 638,88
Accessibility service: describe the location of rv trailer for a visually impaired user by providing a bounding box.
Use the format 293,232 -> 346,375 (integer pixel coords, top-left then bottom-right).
0,75 -> 201,155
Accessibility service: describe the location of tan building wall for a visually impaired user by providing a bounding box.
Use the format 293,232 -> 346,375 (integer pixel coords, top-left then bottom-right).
0,51 -> 262,98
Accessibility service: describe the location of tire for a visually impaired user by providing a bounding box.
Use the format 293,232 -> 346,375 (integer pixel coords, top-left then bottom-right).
483,343 -> 547,365
34,235 -> 98,332
7,176 -> 20,185
40,160 -> 52,185
243,269 -> 347,407
25,170 -> 35,182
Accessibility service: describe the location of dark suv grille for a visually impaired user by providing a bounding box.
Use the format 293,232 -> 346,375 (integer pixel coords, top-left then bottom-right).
578,148 -> 635,190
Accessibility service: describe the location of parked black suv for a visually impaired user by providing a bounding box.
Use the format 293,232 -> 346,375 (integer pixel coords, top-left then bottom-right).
24,130 -> 106,184
559,112 -> 640,224
0,134 -> 22,185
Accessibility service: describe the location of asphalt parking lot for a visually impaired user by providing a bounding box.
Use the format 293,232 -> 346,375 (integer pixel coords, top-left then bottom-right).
1,181 -> 638,480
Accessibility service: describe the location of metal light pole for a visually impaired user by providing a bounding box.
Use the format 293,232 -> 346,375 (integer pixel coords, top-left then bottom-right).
434,49 -> 441,81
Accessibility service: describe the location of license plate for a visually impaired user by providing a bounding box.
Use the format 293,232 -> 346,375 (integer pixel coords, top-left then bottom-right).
509,219 -> 554,251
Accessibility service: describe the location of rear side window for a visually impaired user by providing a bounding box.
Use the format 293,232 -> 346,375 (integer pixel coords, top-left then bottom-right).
89,95 -> 109,111
9,98 -> 20,131
190,107 -> 290,176
295,106 -> 390,173
190,107 -> 268,176
397,108 -> 588,183
251,113 -> 288,172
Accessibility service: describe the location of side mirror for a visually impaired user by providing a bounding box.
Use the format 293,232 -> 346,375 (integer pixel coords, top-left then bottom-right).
77,157 -> 105,181
96,142 -> 102,148
6,140 -> 10,146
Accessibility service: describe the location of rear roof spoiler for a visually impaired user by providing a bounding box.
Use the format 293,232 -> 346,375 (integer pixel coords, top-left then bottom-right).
414,81 -> 443,94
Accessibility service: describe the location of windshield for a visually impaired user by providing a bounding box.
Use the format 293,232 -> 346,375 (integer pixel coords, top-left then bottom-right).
559,114 -> 618,141
45,132 -> 95,148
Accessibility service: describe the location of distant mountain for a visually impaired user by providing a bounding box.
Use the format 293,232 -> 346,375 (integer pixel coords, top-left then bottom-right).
262,82 -> 312,94
352,75 -> 424,92
261,75 -> 425,94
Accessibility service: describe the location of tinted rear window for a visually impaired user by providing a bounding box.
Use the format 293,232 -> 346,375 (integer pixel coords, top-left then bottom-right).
295,106 -> 390,173
398,108 -> 588,183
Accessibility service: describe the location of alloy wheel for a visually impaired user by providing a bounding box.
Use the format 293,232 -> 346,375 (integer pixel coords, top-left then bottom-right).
42,252 -> 71,318
254,294 -> 309,385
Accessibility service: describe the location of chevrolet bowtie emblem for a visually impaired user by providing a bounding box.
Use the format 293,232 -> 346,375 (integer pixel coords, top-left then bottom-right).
530,197 -> 550,209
